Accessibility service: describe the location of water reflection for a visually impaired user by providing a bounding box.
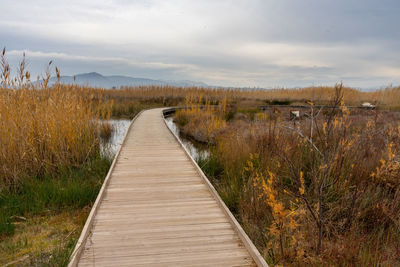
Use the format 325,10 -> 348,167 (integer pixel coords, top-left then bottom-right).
165,117 -> 209,161
100,117 -> 209,162
100,119 -> 131,158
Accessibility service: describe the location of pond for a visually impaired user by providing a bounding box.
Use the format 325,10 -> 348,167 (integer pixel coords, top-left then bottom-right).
100,116 -> 209,162
100,119 -> 131,158
165,117 -> 209,162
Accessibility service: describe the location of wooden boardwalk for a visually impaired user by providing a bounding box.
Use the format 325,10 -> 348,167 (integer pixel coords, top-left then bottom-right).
69,108 -> 267,267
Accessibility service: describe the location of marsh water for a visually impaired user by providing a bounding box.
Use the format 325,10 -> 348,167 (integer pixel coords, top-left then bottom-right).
101,117 -> 209,161
100,119 -> 131,158
165,117 -> 209,161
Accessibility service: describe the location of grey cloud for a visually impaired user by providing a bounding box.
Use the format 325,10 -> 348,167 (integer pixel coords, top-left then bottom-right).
0,0 -> 399,88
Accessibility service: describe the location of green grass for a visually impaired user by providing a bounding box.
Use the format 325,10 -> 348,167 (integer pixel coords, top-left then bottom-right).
0,156 -> 111,238
30,233 -> 77,267
0,216 -> 14,238
196,150 -> 242,214
0,155 -> 111,266
196,148 -> 224,179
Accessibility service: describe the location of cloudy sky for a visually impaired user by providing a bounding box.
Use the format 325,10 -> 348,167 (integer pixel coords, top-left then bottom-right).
1,0 -> 399,88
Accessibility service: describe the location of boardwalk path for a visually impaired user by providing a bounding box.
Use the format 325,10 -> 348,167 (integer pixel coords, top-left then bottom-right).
69,108 -> 267,267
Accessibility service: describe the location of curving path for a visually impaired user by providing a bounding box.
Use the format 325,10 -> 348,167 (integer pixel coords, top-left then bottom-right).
69,108 -> 267,267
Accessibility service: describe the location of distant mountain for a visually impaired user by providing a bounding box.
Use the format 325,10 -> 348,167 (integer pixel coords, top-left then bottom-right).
160,80 -> 209,88
45,72 -> 209,88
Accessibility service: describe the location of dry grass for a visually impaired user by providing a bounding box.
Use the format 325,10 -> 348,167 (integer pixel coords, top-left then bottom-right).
0,50 -> 113,187
99,121 -> 114,141
99,84 -> 400,110
177,85 -> 400,266
0,86 -> 106,187
174,95 -> 227,143
1,49 -> 400,266
0,50 -> 112,265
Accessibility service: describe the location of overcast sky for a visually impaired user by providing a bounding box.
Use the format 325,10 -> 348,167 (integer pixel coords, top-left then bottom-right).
1,0 -> 399,88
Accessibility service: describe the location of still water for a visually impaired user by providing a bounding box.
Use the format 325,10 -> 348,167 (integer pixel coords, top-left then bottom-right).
165,117 -> 209,161
101,117 -> 209,162
100,119 -> 131,158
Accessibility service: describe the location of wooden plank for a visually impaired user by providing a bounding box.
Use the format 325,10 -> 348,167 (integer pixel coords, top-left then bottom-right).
105,183 -> 207,192
89,228 -> 237,240
67,110 -> 144,267
78,234 -> 241,248
69,108 -> 266,267
92,213 -> 227,224
99,198 -> 216,207
78,256 -> 254,267
80,242 -> 247,258
78,252 -> 253,266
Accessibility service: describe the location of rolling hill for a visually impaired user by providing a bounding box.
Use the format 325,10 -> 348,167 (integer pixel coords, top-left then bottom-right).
45,72 -> 209,88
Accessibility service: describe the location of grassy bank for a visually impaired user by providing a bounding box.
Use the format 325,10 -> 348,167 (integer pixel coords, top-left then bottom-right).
0,157 -> 111,265
175,85 -> 400,266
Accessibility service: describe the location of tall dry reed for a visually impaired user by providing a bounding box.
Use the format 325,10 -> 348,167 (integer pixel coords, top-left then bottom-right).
177,85 -> 400,266
0,86 -> 103,186
0,49 -> 109,187
104,84 -> 400,109
174,94 -> 227,143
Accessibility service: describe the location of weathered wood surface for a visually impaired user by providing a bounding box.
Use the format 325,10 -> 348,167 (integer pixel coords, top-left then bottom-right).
69,108 -> 267,267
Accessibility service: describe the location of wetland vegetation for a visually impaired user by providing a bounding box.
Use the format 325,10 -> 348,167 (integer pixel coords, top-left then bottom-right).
173,85 -> 400,266
1,50 -> 400,266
